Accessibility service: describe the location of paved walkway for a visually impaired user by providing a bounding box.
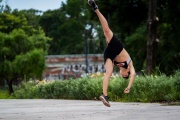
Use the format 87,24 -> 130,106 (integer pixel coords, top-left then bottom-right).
0,99 -> 180,120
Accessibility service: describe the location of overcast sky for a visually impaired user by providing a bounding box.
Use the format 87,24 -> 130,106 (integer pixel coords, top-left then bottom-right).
1,0 -> 66,11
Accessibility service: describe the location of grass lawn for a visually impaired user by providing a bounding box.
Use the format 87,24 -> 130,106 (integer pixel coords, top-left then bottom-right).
0,89 -> 11,99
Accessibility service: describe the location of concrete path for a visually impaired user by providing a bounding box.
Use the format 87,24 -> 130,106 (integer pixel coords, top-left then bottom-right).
0,99 -> 180,120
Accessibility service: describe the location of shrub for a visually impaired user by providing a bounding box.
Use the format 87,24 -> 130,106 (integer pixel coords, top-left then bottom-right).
12,70 -> 180,102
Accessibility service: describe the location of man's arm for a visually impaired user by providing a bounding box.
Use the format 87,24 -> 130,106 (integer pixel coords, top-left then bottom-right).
124,61 -> 136,93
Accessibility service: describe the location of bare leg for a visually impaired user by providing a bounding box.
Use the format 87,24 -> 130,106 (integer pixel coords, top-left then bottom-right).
95,9 -> 113,43
103,59 -> 113,96
93,5 -> 114,96
88,0 -> 113,107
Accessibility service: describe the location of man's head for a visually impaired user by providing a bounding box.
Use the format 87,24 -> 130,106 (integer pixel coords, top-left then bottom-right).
120,68 -> 130,79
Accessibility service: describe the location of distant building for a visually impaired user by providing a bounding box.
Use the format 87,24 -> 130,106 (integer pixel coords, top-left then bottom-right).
43,54 -> 105,80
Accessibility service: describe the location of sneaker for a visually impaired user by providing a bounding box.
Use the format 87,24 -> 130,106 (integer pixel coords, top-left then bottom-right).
99,94 -> 110,107
88,0 -> 98,11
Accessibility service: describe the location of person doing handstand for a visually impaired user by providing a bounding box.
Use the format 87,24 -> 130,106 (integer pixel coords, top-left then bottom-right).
88,0 -> 136,107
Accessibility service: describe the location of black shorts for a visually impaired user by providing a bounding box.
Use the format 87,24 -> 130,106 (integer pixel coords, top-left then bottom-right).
104,35 -> 124,63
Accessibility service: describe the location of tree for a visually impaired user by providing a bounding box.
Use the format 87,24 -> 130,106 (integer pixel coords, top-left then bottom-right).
146,0 -> 159,74
3,4 -> 11,13
156,0 -> 180,74
0,0 -> 4,13
0,29 -> 50,94
125,24 -> 147,72
39,9 -> 68,54
93,0 -> 148,41
12,9 -> 42,29
0,10 -> 51,94
0,13 -> 27,34
39,0 -> 91,55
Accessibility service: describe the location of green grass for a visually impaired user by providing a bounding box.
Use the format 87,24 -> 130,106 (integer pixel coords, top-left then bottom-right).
0,89 -> 11,99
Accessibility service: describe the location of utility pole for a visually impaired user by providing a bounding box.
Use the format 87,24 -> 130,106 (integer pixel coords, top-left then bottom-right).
84,30 -> 89,73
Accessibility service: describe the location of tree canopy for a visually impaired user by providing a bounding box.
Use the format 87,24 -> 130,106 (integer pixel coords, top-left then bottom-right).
0,4 -> 51,93
0,0 -> 179,88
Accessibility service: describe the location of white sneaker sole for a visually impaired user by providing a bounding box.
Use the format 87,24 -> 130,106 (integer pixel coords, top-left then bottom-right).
99,96 -> 110,107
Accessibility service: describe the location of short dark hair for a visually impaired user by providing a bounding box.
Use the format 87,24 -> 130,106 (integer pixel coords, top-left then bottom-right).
123,71 -> 130,79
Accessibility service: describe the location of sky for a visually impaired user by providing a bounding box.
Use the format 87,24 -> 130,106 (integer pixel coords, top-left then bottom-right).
1,0 -> 67,12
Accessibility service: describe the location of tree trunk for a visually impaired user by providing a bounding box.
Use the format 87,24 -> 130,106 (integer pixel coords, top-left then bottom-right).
6,79 -> 14,95
146,0 -> 159,74
0,79 -> 5,87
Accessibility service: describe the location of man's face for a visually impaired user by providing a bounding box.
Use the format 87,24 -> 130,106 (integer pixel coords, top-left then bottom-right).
120,68 -> 130,78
